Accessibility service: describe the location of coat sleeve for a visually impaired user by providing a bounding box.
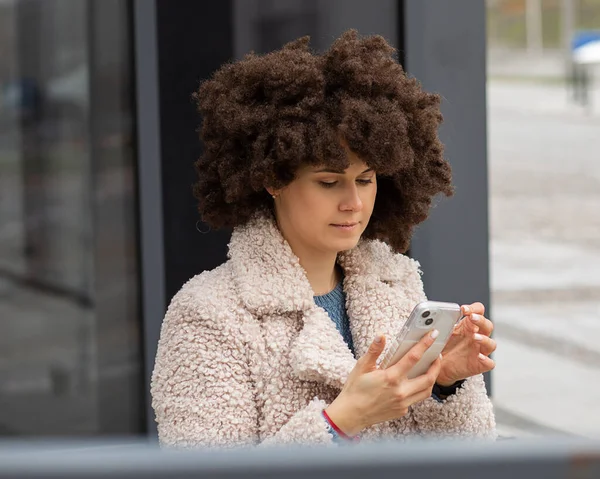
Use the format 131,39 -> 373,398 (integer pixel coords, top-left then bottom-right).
392,257 -> 498,440
410,374 -> 497,439
151,283 -> 337,449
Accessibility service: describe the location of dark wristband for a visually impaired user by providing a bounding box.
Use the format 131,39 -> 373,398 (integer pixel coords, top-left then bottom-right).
433,379 -> 466,397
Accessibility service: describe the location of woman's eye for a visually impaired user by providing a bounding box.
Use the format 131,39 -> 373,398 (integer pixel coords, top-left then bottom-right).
318,178 -> 373,188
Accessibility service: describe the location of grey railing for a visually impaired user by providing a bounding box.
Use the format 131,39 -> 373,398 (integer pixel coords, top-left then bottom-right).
0,437 -> 599,478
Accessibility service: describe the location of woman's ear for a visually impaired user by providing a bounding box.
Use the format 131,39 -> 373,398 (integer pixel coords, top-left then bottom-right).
265,187 -> 279,199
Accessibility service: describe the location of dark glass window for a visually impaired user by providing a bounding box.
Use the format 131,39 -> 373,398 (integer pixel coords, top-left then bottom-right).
0,0 -> 143,436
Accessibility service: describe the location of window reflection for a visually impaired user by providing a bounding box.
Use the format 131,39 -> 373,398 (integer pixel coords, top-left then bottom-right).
0,0 -> 142,436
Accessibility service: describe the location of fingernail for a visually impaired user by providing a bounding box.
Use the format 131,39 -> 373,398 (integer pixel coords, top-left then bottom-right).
464,306 -> 470,314
431,329 -> 439,339
474,333 -> 484,341
478,353 -> 486,361
439,354 -> 443,360
374,335 -> 382,344
471,314 -> 480,322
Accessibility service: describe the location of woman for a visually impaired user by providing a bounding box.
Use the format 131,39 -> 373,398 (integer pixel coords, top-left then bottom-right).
151,30 -> 496,448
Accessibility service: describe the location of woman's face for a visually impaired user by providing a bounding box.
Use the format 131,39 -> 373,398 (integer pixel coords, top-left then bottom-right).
271,145 -> 377,256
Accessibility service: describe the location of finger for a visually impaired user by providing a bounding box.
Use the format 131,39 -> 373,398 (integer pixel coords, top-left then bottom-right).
477,353 -> 496,372
471,315 -> 494,336
401,357 -> 442,404
406,355 -> 442,392
473,335 -> 497,356
461,315 -> 480,334
462,302 -> 485,316
391,329 -> 439,376
357,334 -> 386,372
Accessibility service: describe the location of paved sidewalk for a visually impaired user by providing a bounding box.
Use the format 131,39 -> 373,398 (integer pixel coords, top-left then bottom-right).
488,81 -> 600,119
487,77 -> 600,439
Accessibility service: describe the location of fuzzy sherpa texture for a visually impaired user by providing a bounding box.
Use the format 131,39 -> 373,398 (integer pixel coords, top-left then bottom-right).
151,213 -> 497,448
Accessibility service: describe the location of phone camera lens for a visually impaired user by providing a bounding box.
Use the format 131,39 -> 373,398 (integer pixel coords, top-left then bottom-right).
422,311 -> 431,318
425,318 -> 434,326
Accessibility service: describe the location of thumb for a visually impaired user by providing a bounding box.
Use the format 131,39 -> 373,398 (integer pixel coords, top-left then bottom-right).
358,334 -> 386,371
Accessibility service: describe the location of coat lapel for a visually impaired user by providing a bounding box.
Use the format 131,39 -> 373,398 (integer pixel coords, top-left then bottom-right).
289,306 -> 356,389
228,212 -> 425,390
339,242 -> 427,364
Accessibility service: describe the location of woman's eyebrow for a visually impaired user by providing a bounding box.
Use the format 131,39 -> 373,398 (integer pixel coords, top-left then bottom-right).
313,167 -> 374,174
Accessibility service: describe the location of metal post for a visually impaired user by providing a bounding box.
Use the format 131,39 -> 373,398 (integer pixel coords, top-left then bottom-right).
402,0 -> 491,394
133,0 -> 166,438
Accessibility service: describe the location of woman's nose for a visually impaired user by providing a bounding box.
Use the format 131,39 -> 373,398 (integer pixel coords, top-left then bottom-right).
340,185 -> 363,212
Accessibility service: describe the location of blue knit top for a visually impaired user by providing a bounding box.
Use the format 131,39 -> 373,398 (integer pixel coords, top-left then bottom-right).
313,278 -> 355,357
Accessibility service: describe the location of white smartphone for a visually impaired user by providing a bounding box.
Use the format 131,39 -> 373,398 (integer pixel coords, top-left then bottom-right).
379,301 -> 464,377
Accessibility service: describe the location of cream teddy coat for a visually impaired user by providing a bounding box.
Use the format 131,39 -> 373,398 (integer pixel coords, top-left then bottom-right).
151,213 -> 497,448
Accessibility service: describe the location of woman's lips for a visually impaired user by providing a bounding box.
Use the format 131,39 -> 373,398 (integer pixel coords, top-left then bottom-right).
331,223 -> 359,231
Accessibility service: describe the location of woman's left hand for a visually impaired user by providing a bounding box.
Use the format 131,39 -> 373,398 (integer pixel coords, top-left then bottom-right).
436,302 -> 496,387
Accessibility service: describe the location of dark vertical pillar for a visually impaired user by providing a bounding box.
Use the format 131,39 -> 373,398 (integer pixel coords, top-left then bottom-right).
155,0 -> 234,303
402,0 -> 492,393
134,0 -> 234,437
133,0 -> 166,438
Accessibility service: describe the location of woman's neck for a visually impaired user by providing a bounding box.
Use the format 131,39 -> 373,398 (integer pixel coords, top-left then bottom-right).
272,211 -> 341,295
300,255 -> 341,296
284,234 -> 341,295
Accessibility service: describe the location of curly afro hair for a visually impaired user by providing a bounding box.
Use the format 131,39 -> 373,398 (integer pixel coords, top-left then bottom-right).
193,29 -> 453,253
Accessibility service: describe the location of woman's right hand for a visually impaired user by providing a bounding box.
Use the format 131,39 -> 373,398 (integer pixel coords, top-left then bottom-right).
324,330 -> 442,436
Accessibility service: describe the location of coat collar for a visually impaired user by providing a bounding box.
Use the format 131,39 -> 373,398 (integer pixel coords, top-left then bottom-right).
228,212 -> 424,389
